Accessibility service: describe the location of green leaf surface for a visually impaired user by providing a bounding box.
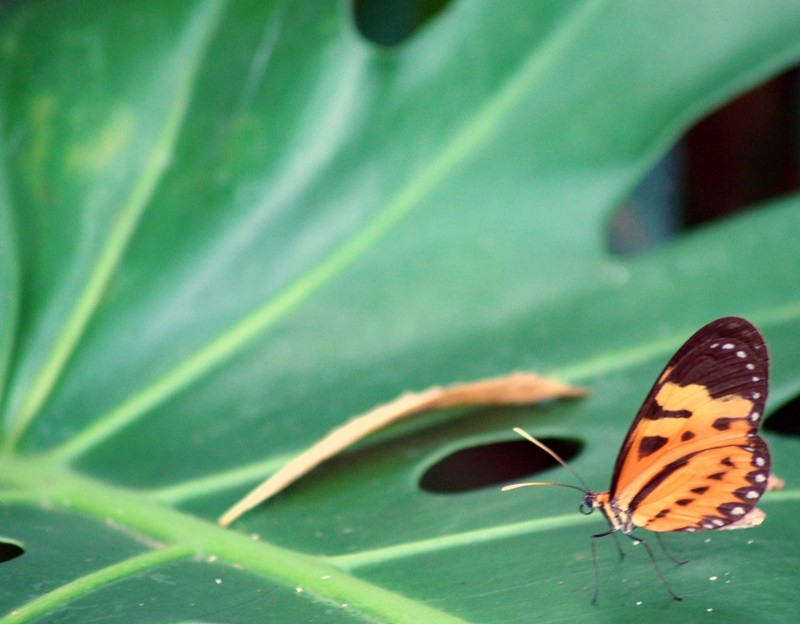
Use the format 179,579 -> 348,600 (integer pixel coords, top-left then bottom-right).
1,1 -> 800,622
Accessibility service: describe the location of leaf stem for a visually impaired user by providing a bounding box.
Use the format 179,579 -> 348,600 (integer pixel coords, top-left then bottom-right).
0,456 -> 470,624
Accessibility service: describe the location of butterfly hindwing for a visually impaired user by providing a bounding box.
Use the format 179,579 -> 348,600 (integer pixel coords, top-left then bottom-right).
608,317 -> 769,532
629,435 -> 770,531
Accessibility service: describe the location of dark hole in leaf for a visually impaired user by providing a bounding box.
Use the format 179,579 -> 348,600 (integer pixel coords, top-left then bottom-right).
0,540 -> 24,564
609,66 -> 800,255
763,394 -> 800,436
352,0 -> 449,47
419,437 -> 582,494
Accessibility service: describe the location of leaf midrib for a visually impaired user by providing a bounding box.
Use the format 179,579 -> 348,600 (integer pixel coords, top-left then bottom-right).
0,454 -> 470,624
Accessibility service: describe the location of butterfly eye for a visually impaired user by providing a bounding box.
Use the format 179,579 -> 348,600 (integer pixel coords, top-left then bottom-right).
580,493 -> 596,515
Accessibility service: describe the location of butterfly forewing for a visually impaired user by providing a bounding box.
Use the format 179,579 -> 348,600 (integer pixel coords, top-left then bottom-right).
607,317 -> 769,532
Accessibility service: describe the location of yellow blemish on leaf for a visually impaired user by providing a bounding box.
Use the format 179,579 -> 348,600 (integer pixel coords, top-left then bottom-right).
66,108 -> 134,173
0,32 -> 19,57
25,94 -> 55,202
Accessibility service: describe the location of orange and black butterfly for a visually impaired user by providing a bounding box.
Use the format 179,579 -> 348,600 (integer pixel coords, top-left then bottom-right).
504,316 -> 770,602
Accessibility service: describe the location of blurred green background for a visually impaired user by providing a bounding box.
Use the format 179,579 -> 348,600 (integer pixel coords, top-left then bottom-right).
1,1 -> 800,622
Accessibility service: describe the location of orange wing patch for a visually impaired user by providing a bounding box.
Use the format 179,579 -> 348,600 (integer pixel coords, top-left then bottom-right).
614,383 -> 760,508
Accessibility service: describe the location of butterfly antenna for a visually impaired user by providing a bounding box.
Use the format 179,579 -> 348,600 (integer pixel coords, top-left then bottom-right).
501,481 -> 586,493
505,427 -> 591,492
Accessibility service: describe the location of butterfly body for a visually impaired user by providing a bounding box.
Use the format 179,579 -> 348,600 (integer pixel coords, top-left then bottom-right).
504,316 -> 772,601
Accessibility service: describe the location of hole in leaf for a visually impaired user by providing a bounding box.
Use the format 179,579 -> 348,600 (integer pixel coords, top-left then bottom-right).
764,394 -> 800,436
0,540 -> 24,564
419,437 -> 582,494
352,0 -> 449,47
609,66 -> 800,255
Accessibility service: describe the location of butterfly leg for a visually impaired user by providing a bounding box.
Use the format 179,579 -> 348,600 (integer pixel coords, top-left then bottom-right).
655,533 -> 689,565
611,531 -> 625,560
589,527 -> 618,605
626,533 -> 683,601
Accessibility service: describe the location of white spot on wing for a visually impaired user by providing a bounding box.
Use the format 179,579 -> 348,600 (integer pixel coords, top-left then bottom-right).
722,343 -> 735,350
736,350 -> 746,358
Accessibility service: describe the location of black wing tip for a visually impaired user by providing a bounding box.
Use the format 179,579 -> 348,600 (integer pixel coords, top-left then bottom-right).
664,316 -> 768,367
699,316 -> 759,335
690,316 -> 768,360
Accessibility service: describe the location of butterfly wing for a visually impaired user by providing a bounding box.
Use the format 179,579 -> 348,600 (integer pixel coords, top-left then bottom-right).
608,317 -> 770,532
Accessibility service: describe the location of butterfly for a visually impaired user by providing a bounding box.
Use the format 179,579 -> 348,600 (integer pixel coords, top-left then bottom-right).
503,316 -> 771,602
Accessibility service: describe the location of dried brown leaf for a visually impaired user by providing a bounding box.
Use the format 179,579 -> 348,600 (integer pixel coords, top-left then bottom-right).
767,474 -> 785,490
218,372 -> 585,527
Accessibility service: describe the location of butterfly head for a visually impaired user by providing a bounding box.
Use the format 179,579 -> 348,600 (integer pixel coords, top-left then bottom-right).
580,491 -> 598,515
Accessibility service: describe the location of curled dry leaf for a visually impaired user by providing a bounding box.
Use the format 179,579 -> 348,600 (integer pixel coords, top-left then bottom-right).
218,372 -> 586,527
767,474 -> 785,490
719,507 -> 766,530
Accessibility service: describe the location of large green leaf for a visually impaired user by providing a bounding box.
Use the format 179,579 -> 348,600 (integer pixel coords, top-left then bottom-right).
1,1 -> 800,622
